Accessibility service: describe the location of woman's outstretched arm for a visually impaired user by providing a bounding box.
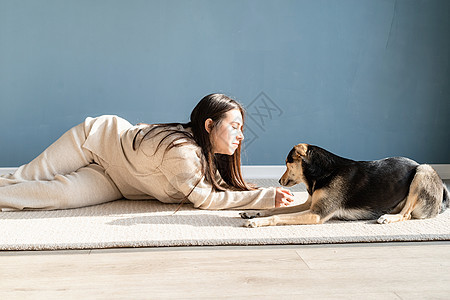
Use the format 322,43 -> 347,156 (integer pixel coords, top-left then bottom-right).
157,144 -> 289,210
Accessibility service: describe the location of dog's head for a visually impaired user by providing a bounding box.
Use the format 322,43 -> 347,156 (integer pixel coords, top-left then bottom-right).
279,143 -> 309,187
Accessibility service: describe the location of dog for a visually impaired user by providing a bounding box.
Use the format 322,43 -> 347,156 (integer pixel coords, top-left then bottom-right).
241,143 -> 449,227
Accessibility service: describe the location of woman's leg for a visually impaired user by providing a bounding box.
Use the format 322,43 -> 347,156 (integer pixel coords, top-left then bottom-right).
0,164 -> 122,211
0,122 -> 94,186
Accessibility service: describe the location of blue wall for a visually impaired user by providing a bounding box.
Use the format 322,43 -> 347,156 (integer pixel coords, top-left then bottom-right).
1,0 -> 449,166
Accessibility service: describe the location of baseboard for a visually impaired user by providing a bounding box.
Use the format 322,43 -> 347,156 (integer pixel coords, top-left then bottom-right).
430,165 -> 450,180
1,165 -> 450,179
0,168 -> 17,176
241,166 -> 286,179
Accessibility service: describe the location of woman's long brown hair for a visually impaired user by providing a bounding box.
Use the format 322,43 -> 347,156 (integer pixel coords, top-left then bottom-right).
133,93 -> 255,192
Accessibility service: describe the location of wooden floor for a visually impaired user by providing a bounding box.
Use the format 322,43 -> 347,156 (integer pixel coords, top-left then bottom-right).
0,241 -> 449,299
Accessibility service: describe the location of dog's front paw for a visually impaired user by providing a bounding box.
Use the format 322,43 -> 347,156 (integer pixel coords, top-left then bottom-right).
240,211 -> 261,219
377,215 -> 389,224
377,214 -> 399,224
244,220 -> 258,228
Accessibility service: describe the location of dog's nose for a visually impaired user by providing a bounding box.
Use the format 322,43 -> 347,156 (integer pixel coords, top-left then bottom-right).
278,179 -> 283,185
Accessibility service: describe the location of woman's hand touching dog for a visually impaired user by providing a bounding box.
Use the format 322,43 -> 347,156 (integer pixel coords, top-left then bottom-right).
275,187 -> 295,207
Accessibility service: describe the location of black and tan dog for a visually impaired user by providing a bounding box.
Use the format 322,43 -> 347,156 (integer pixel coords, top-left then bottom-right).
241,143 -> 449,227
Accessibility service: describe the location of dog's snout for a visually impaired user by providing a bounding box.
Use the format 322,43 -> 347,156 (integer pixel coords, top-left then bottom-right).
279,169 -> 300,187
279,172 -> 290,186
279,178 -> 291,187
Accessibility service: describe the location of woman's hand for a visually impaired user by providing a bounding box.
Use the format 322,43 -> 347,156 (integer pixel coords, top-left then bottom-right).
275,187 -> 295,207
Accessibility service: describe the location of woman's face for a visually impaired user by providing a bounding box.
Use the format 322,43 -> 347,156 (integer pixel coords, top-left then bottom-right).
209,109 -> 244,155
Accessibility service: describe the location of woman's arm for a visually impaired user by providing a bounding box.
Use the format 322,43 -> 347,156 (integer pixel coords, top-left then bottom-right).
157,144 -> 281,210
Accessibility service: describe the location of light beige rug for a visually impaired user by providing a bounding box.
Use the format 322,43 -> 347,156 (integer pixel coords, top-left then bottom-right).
1,188 -> 449,250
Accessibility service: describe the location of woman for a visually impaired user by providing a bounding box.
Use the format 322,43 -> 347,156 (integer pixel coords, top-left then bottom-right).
0,93 -> 294,211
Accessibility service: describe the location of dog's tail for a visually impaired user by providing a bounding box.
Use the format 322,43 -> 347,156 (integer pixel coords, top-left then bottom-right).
441,183 -> 449,213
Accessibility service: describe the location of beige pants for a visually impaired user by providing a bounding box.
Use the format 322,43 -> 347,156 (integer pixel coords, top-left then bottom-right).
0,121 -> 123,211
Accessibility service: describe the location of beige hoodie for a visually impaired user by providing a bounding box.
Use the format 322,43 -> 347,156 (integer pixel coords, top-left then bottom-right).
82,115 -> 276,210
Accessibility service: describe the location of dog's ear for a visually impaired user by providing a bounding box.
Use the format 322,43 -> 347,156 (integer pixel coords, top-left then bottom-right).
287,144 -> 309,163
293,144 -> 308,158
